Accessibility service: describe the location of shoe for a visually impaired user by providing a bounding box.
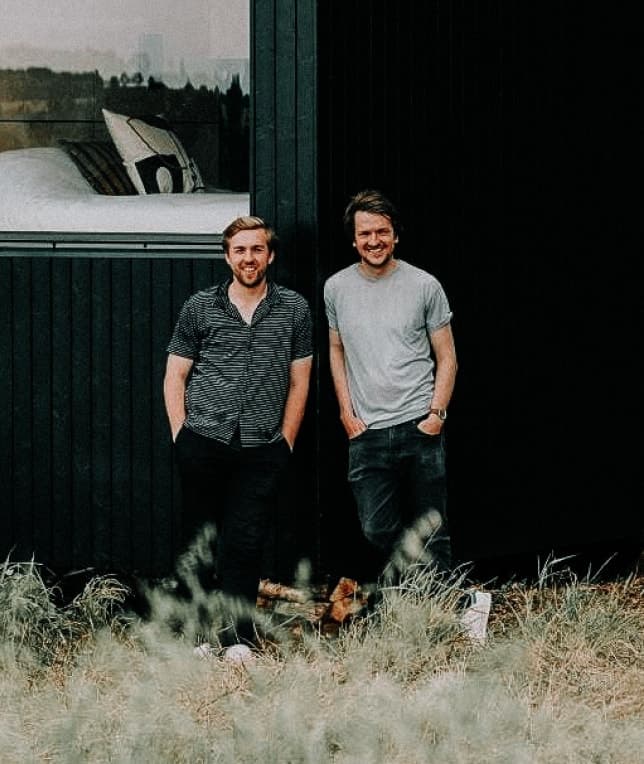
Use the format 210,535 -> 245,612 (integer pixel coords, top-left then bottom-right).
223,643 -> 255,665
193,642 -> 216,659
459,590 -> 491,644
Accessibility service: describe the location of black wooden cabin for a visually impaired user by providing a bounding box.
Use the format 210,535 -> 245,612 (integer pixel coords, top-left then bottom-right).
1,1 -> 641,586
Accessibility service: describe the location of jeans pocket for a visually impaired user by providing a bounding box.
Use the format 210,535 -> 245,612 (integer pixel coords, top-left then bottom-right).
349,428 -> 369,442
174,426 -> 204,460
271,436 -> 292,463
415,422 -> 441,438
280,436 -> 293,455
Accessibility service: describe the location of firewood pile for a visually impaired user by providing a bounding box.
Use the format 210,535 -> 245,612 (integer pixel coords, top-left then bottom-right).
256,576 -> 371,638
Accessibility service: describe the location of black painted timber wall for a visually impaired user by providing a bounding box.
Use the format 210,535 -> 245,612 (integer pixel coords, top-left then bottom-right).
0,254 -> 224,575
250,0 -> 322,577
314,1 -> 642,580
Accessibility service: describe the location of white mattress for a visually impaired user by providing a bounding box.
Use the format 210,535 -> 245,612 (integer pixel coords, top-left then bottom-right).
0,147 -> 250,234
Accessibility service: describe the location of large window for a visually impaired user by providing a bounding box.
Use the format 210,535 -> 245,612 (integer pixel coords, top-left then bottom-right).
0,1 -> 249,236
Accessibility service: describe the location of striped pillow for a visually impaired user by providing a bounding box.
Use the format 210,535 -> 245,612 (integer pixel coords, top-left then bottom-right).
59,139 -> 137,195
101,109 -> 204,194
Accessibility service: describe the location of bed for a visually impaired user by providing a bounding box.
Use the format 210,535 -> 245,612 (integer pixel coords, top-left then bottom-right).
0,146 -> 250,248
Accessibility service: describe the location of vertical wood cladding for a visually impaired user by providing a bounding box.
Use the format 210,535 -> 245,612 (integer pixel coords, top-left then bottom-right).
251,0 -> 321,578
0,255 -> 225,576
315,1 -> 641,574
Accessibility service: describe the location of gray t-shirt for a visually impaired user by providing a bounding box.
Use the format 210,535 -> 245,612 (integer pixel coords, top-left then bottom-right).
324,259 -> 453,429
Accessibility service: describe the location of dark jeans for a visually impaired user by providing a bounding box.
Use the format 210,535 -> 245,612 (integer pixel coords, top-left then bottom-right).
348,418 -> 451,582
173,426 -> 291,645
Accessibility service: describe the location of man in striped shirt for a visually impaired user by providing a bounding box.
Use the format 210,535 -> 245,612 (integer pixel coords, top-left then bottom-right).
164,216 -> 313,656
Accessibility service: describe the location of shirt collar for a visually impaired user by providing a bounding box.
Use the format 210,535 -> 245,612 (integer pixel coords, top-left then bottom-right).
212,279 -> 281,312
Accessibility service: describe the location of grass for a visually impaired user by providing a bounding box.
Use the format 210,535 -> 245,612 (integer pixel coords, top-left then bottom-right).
0,556 -> 642,763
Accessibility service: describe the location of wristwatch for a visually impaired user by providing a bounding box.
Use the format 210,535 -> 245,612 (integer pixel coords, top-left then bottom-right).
429,407 -> 448,421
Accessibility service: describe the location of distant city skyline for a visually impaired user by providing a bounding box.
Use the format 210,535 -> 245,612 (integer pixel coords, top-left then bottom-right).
1,0 -> 249,88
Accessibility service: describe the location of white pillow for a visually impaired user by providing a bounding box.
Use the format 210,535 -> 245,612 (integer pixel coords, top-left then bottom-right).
102,108 -> 203,194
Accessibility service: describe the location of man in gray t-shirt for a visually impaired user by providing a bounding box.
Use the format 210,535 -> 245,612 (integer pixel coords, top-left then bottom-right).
324,189 -> 458,584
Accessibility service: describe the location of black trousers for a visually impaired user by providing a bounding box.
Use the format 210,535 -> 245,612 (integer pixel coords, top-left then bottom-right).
173,426 -> 291,645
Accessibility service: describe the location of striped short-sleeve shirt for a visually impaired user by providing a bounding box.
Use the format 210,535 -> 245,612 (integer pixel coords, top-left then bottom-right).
167,279 -> 313,447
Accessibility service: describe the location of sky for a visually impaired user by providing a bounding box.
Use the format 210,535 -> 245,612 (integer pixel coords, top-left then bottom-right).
0,0 -> 249,78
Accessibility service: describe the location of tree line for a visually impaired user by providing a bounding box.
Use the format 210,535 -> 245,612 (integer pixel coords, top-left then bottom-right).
0,68 -> 249,191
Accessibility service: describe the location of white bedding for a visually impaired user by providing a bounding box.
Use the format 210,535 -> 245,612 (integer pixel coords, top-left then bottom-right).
0,148 -> 250,234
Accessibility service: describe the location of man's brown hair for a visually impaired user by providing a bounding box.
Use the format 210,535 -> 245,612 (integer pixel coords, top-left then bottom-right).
342,189 -> 403,240
222,215 -> 279,253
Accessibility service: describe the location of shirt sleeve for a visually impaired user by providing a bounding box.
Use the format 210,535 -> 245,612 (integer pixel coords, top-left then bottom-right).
292,297 -> 314,360
425,279 -> 453,333
323,279 -> 338,331
166,296 -> 200,359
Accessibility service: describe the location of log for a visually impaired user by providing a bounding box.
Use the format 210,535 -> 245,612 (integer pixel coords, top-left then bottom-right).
258,578 -> 312,603
327,577 -> 370,623
256,576 -> 370,629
